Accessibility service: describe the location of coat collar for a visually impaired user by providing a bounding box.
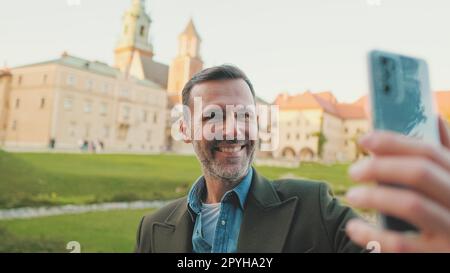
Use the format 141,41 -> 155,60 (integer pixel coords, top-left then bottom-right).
152,168 -> 299,253
237,170 -> 299,252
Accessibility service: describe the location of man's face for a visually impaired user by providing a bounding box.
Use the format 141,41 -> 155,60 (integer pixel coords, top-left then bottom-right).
184,79 -> 257,182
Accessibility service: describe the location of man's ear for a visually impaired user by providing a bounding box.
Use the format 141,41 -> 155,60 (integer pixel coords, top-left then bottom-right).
179,119 -> 192,144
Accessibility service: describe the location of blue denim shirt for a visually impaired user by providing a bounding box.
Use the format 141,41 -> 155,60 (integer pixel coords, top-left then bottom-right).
187,167 -> 253,253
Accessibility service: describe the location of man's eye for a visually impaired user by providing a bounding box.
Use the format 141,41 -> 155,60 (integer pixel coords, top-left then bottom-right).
237,112 -> 251,120
203,112 -> 220,121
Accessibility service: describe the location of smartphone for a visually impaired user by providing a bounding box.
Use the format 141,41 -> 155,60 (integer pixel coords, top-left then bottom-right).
368,50 -> 441,232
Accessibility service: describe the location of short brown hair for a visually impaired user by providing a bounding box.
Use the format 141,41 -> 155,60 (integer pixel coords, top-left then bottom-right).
181,64 -> 256,106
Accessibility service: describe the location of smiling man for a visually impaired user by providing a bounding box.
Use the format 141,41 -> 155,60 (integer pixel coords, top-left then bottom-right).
134,65 -> 364,253
135,65 -> 450,253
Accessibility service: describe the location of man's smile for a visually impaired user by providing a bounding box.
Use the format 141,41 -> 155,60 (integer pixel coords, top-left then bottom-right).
213,144 -> 247,157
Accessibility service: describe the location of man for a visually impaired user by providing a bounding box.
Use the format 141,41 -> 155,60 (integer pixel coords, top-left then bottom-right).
135,65 -> 450,253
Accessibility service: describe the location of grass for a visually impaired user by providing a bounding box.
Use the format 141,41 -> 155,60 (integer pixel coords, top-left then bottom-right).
0,150 -> 356,209
0,208 -> 154,253
0,150 -> 200,208
0,150 -> 362,253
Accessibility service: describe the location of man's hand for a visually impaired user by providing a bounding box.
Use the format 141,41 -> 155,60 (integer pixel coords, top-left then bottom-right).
345,118 -> 450,252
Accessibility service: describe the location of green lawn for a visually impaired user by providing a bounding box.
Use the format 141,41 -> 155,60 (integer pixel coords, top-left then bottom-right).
0,208 -> 153,253
0,150 -> 361,253
0,150 -> 356,209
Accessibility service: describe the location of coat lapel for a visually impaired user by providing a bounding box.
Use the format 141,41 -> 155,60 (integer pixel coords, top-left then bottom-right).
152,198 -> 194,253
152,170 -> 299,253
237,170 -> 299,253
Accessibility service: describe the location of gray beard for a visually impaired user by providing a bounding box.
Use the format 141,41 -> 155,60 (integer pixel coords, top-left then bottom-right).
193,142 -> 255,184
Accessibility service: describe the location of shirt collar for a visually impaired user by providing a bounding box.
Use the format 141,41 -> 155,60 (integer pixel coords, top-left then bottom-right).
187,167 -> 253,215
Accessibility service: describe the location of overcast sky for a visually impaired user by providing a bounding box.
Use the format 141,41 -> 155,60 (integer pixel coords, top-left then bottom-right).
1,0 -> 449,103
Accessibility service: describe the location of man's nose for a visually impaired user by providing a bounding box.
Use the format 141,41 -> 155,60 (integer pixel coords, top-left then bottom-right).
224,114 -> 237,140
223,113 -> 245,140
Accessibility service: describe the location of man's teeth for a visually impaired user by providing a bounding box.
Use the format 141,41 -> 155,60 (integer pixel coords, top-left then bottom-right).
218,146 -> 243,153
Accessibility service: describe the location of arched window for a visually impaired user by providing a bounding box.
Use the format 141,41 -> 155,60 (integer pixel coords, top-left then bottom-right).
140,26 -> 145,37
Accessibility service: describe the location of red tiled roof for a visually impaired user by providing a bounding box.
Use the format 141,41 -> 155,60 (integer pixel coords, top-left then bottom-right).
336,103 -> 367,119
274,91 -> 366,119
274,90 -> 450,120
315,91 -> 337,104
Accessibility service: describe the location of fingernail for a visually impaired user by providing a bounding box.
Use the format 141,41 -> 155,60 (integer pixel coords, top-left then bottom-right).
346,187 -> 367,205
348,159 -> 369,180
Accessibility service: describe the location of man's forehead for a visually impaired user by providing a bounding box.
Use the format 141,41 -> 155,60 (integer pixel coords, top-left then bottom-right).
190,79 -> 254,107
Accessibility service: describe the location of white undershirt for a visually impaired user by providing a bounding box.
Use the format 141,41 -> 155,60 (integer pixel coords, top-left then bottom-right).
201,202 -> 221,246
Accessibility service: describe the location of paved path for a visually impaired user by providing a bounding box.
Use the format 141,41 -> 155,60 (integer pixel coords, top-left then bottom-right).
0,200 -> 172,220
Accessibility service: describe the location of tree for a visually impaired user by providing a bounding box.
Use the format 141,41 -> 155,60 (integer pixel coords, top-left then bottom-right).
312,131 -> 327,160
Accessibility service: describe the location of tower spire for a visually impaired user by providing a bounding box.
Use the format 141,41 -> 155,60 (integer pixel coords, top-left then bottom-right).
178,18 -> 201,58
114,0 -> 153,74
167,19 -> 204,102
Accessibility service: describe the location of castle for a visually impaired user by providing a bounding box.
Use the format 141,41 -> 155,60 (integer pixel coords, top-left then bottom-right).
0,0 -> 202,154
1,0 -> 449,163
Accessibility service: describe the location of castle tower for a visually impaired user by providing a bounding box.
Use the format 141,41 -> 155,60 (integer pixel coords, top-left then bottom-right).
167,19 -> 203,104
114,0 -> 153,77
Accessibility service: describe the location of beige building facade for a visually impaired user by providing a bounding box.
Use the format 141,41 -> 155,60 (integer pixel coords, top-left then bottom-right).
2,0 -> 449,160
273,91 -> 369,163
0,0 -> 178,153
0,54 -> 167,153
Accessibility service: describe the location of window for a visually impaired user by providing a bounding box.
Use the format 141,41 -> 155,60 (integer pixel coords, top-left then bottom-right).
296,133 -> 300,140
84,101 -> 92,113
120,88 -> 129,97
100,103 -> 108,116
142,110 -> 148,122
67,74 -> 76,86
43,74 -> 48,84
153,113 -> 158,124
40,98 -> 46,109
18,75 -> 22,86
146,130 -> 152,142
101,83 -> 109,94
140,26 -> 145,37
286,133 -> 290,140
86,79 -> 94,91
64,98 -> 73,110
15,98 -> 20,109
123,106 -> 130,120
